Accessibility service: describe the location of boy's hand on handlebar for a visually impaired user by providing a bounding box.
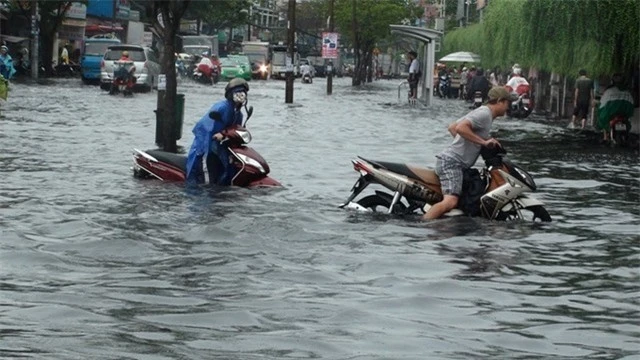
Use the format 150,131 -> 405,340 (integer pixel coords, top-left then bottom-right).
484,138 -> 501,148
213,133 -> 224,141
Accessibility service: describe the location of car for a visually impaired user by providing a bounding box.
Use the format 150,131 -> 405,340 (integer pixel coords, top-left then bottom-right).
100,45 -> 161,92
228,55 -> 253,79
244,53 -> 269,80
81,38 -> 121,84
219,57 -> 251,81
313,64 -> 326,78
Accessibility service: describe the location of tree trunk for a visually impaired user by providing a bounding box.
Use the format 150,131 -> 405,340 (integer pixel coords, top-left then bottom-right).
40,31 -> 55,76
160,24 -> 178,153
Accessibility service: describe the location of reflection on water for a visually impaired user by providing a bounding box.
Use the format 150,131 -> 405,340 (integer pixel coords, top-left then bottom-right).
0,78 -> 638,359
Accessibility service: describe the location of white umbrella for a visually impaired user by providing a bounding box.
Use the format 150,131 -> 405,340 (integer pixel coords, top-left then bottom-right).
439,51 -> 481,63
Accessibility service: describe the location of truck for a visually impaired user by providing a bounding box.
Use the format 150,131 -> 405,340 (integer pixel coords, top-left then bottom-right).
241,41 -> 270,80
126,21 -> 144,45
270,44 -> 300,80
80,36 -> 121,83
177,35 -> 219,59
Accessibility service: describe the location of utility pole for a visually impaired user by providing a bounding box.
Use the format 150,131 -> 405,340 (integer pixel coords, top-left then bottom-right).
326,0 -> 334,95
285,0 -> 295,103
30,0 -> 38,80
112,0 -> 117,32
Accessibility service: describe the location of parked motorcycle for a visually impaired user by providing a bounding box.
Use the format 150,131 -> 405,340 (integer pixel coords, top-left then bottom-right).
339,146 -> 551,222
302,72 -> 313,84
132,106 -> 280,187
109,60 -> 136,96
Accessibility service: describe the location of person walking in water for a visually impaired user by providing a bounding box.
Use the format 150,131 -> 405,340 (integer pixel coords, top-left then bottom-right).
571,69 -> 595,129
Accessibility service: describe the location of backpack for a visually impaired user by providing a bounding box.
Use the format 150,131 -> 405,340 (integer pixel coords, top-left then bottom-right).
457,168 -> 486,217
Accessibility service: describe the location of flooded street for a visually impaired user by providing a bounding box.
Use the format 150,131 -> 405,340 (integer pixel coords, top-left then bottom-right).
1,77 -> 638,359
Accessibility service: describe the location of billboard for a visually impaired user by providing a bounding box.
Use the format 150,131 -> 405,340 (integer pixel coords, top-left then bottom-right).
321,32 -> 338,59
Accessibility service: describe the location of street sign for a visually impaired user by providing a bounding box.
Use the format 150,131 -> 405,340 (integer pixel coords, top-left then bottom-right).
158,74 -> 166,91
321,32 -> 338,59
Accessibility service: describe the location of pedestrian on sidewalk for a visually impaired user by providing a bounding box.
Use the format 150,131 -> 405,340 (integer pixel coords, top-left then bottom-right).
572,69 -> 595,129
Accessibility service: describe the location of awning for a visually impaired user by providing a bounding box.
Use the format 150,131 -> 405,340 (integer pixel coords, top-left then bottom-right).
85,24 -> 124,32
62,18 -> 87,27
0,34 -> 29,43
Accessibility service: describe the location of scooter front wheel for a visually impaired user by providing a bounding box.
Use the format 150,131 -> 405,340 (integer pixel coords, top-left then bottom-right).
496,204 -> 551,222
356,194 -> 407,214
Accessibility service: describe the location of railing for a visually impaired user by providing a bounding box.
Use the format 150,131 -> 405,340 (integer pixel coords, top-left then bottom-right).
398,80 -> 409,102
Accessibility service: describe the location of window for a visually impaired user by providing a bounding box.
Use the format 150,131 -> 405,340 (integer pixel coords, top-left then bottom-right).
104,48 -> 146,62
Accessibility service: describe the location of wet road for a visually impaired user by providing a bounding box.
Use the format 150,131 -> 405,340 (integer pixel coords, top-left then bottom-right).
1,77 -> 639,359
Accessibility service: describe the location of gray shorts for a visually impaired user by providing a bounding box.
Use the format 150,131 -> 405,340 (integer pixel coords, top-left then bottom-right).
435,155 -> 465,196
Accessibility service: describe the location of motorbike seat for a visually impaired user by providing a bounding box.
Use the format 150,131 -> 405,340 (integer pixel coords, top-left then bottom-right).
146,150 -> 187,172
363,158 -> 440,186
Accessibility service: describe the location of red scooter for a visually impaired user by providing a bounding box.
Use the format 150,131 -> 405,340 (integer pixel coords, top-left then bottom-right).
132,106 -> 280,187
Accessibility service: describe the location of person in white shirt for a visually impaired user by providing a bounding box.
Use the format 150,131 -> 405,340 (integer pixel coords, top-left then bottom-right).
407,50 -> 420,100
300,63 -> 313,83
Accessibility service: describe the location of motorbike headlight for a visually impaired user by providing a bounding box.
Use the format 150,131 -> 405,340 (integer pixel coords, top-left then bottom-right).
259,65 -> 267,72
235,129 -> 252,144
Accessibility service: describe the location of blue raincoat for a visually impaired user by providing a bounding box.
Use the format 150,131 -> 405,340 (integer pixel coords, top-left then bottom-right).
0,53 -> 16,80
185,99 -> 243,185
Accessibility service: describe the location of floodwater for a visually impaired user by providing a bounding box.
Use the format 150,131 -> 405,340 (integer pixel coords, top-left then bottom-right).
1,77 -> 638,359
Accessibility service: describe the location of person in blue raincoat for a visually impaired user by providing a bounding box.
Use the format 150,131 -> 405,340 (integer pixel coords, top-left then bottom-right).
185,78 -> 249,185
0,45 -> 17,80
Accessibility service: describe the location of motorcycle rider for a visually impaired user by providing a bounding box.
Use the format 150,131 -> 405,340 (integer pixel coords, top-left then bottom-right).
185,78 -> 249,185
196,51 -> 216,82
597,73 -> 634,142
466,67 -> 490,101
505,65 -> 529,96
0,45 -> 16,80
115,50 -> 135,81
423,87 -> 515,220
300,62 -> 313,83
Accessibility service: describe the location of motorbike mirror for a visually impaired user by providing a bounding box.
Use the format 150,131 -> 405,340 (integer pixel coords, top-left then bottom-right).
209,111 -> 222,121
243,105 -> 254,126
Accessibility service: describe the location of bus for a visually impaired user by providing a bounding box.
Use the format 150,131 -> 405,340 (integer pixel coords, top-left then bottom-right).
270,44 -> 299,79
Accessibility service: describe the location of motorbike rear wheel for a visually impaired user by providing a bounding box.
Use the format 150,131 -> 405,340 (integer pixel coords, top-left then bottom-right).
496,204 -> 551,222
356,194 -> 407,214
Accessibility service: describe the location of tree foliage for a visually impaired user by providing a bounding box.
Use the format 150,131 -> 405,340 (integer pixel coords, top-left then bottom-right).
184,0 -> 250,34
333,0 -> 419,85
441,0 -> 640,77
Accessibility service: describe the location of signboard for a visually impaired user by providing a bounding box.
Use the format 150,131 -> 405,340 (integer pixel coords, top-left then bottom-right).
158,74 -> 166,91
142,32 -> 153,48
65,2 -> 87,20
286,56 -> 293,72
321,32 -> 338,59
116,0 -> 130,20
